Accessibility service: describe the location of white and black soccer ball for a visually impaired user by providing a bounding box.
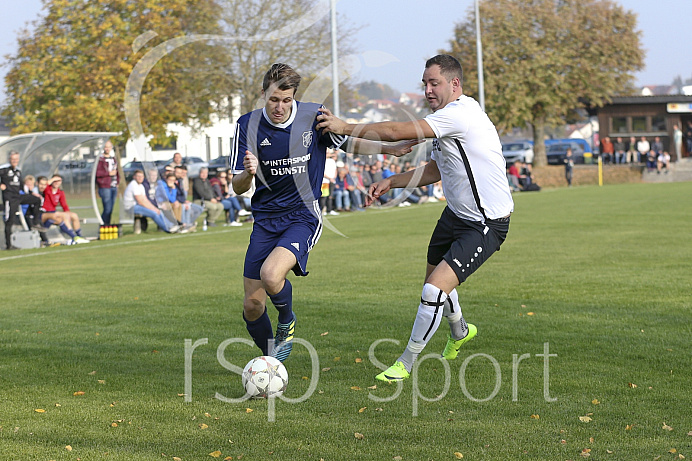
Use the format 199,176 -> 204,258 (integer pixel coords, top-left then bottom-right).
242,356 -> 288,399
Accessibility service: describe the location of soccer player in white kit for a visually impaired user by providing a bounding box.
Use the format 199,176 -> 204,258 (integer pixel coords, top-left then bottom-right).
317,54 -> 514,382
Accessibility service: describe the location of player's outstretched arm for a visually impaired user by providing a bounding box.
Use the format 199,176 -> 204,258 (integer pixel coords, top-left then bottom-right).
317,107 -> 435,142
349,138 -> 425,158
232,150 -> 257,195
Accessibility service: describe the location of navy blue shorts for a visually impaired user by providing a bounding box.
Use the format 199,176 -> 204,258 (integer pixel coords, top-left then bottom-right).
243,207 -> 323,280
427,206 -> 510,284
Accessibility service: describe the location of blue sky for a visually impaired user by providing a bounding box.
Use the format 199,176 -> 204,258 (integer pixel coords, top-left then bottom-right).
1,0 -> 690,102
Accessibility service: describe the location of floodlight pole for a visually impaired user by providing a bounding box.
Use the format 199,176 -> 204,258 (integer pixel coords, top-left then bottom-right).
475,0 -> 485,111
330,0 -> 340,117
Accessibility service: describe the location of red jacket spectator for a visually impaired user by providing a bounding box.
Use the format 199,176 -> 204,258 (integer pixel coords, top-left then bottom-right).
43,183 -> 70,212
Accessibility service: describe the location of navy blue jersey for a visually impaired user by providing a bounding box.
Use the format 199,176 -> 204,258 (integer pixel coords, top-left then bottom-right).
231,101 -> 345,216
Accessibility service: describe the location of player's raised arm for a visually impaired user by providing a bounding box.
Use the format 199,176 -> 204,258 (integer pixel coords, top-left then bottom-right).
316,107 -> 435,142
231,150 -> 257,195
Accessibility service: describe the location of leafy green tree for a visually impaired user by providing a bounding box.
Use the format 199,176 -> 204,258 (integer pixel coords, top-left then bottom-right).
446,0 -> 644,166
3,0 -> 224,145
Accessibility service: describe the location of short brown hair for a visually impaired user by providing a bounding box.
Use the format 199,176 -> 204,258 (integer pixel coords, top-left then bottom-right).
425,54 -> 463,86
262,63 -> 301,95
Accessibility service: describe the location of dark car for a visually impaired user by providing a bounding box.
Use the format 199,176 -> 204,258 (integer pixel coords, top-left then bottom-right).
207,156 -> 231,177
545,139 -> 592,165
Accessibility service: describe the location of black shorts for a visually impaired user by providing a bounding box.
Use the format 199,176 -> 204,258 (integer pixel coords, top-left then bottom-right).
427,206 -> 510,284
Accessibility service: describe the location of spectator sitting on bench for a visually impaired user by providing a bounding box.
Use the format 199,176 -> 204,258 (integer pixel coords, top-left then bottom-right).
174,165 -> 203,227
192,167 -> 224,226
41,175 -> 89,244
209,169 -> 243,226
155,172 -> 195,232
123,170 -> 179,234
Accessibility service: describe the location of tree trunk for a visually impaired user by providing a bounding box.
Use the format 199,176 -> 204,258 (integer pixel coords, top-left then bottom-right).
532,118 -> 547,167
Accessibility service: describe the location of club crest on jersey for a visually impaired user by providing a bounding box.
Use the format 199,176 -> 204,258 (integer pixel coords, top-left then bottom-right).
302,131 -> 313,148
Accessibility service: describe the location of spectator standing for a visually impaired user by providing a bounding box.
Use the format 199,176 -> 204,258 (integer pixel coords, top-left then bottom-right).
174,166 -> 203,226
322,148 -> 338,215
1,151 -> 43,250
673,124 -> 683,161
564,148 -> 574,187
626,136 -> 639,163
95,141 -> 119,225
192,167 -> 224,226
685,121 -> 692,156
333,167 -> 352,211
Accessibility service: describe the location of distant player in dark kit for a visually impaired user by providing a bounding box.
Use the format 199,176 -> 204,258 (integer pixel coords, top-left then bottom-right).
232,63 -> 419,361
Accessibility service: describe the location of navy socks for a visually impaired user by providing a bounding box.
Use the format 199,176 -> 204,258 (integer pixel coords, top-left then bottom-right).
269,280 -> 294,324
244,308 -> 273,356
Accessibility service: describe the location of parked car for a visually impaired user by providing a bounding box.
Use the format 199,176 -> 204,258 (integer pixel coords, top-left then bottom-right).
502,141 -> 534,165
207,155 -> 231,177
159,156 -> 208,178
545,139 -> 592,165
122,160 -> 164,182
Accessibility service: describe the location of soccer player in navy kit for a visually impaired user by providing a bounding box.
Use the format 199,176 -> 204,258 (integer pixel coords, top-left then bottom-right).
317,55 -> 514,382
232,63 -> 419,361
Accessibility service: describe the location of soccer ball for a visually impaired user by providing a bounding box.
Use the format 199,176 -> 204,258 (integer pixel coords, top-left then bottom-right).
242,356 -> 288,399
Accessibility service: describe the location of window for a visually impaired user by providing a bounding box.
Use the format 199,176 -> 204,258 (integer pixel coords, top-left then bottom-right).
611,117 -> 627,133
218,137 -> 223,157
632,116 -> 647,132
652,116 -> 666,132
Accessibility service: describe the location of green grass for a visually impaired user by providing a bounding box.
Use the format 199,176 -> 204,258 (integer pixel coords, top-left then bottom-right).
1,182 -> 690,460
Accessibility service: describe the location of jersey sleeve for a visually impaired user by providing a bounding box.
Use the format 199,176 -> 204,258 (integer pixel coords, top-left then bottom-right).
231,121 -> 247,175
59,191 -> 70,211
424,102 -> 468,140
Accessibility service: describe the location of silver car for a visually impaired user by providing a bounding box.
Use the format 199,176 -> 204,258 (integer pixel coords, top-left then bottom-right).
502,141 -> 534,165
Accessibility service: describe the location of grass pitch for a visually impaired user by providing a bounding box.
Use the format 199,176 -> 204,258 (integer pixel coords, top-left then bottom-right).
0,182 -> 690,460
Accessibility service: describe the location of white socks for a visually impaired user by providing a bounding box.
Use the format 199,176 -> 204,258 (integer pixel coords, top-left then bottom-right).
444,288 -> 469,340
398,283 -> 447,371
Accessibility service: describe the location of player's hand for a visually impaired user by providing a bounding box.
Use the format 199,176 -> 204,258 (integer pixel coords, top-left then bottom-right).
385,139 -> 425,157
243,150 -> 258,176
365,179 -> 392,207
316,107 -> 348,135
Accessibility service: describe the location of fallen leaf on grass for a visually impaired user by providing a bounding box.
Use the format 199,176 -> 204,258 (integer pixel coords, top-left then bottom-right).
454,452 -> 464,459
589,437 -> 594,443
302,376 -> 308,380
73,391 -> 85,396
355,358 -> 363,363
358,407 -> 367,413
628,382 -> 637,388
354,432 -> 364,440
688,431 -> 692,436
579,416 -> 592,423
88,371 -> 97,375
111,423 -> 118,428
669,449 -> 677,453
245,408 -> 253,413
350,386 -> 361,391
209,451 -> 222,458
367,385 -> 377,390
625,424 -> 634,430
393,456 -> 402,461
321,367 -> 331,372
173,457 -> 182,461
606,450 -> 613,454
591,399 -> 600,405
320,331 -> 329,336
34,409 -> 45,413
205,413 -> 212,418
527,312 -> 535,316
530,414 -> 540,419
560,439 -> 567,444
334,357 -> 341,361
54,403 -> 61,407
98,380 -> 106,385
65,445 -> 73,451
224,457 -> 233,460
663,422 -> 673,431
200,424 -> 209,430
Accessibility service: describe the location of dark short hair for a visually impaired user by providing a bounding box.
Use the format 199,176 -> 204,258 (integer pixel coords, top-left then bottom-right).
262,63 -> 302,95
425,54 -> 463,86
133,169 -> 144,176
174,165 -> 187,171
165,172 -> 176,179
37,175 -> 47,183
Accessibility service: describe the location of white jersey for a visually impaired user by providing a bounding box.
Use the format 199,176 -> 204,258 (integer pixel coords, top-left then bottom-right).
123,180 -> 145,211
425,95 -> 514,222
